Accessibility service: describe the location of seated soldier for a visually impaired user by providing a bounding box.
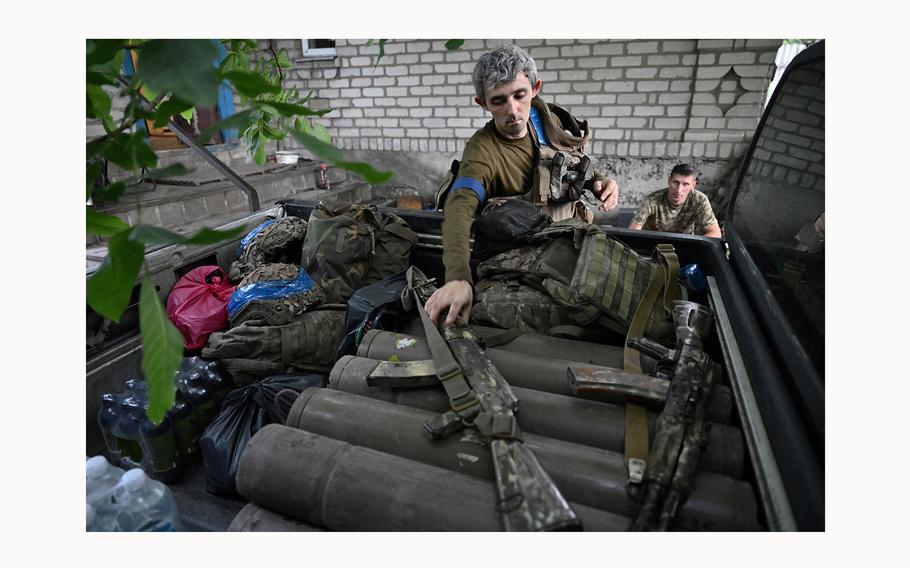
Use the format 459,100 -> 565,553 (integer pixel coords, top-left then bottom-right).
628,163 -> 721,238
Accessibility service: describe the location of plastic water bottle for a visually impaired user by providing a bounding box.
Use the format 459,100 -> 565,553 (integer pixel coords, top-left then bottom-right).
111,468 -> 183,531
86,456 -> 125,531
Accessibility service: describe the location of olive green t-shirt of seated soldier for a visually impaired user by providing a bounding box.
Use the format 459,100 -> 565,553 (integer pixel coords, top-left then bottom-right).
631,188 -> 719,235
441,120 -> 606,284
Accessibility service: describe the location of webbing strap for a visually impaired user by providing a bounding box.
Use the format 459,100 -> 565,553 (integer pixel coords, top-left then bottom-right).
624,403 -> 649,484
410,287 -> 480,416
623,244 -> 678,373
280,326 -> 293,369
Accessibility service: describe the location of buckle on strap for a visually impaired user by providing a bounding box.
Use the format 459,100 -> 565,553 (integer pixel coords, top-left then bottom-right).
436,361 -> 479,412
627,458 -> 646,484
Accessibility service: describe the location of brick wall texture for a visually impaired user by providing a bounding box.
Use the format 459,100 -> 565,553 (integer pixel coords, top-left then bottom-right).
275,39 -> 782,162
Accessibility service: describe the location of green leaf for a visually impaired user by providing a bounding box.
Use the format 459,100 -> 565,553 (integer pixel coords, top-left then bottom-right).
144,163 -> 193,181
336,160 -> 395,184
152,96 -> 193,129
312,122 -> 332,144
445,39 -> 465,50
289,128 -> 395,185
86,84 -> 112,120
179,108 -> 195,123
86,208 -> 130,237
373,39 -> 388,66
86,231 -> 144,322
86,70 -> 117,87
195,108 -> 256,144
93,181 -> 127,203
252,133 -> 268,165
87,161 -> 104,199
222,70 -> 282,98
129,224 -> 246,246
139,274 -> 183,425
102,132 -> 157,171
277,50 -> 292,69
136,39 -> 220,108
87,39 -> 126,66
260,123 -> 284,140
260,100 -> 331,117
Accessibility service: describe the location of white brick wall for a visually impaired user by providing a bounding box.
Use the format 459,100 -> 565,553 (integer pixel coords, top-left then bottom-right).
274,39 -> 781,160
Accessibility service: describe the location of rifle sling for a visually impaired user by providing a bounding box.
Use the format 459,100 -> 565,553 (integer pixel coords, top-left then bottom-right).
622,244 -> 678,483
624,403 -> 649,484
623,243 -> 678,373
410,287 -> 480,417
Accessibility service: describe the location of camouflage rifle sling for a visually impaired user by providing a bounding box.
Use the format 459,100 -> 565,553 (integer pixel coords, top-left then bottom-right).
403,267 -> 581,531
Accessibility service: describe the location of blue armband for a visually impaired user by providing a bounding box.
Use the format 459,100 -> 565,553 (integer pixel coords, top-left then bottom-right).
451,177 -> 486,204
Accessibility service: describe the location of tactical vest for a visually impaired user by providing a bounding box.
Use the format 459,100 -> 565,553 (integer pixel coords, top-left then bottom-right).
474,220 -> 685,347
434,99 -> 596,212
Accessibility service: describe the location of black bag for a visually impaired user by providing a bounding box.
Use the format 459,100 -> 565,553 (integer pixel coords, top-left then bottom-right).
199,373 -> 324,496
472,197 -> 552,262
335,270 -> 411,361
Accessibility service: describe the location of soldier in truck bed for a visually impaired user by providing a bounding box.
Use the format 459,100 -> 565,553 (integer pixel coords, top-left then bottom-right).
426,44 -> 620,325
628,162 -> 722,238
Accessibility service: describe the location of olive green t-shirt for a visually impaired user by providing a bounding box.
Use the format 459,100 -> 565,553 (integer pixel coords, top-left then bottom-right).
442,121 -> 535,283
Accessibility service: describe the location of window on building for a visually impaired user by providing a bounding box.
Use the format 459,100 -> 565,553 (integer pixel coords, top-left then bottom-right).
301,39 -> 336,59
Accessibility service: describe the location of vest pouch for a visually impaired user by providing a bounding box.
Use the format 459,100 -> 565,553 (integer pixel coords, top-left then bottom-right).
471,279 -> 574,334
569,232 -> 683,343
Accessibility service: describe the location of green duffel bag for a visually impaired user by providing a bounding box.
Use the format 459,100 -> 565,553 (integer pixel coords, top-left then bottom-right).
301,201 -> 417,304
202,306 -> 346,385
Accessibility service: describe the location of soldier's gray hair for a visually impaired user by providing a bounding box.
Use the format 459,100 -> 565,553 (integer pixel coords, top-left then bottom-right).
472,44 -> 538,102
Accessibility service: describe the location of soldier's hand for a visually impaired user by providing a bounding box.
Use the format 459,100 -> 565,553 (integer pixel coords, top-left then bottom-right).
593,179 -> 619,211
425,280 -> 473,325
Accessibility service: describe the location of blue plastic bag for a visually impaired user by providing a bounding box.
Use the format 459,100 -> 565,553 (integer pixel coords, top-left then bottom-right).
236,220 -> 275,256
227,267 -> 317,319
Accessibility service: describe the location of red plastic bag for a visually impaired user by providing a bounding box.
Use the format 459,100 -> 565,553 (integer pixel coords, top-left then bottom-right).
166,267 -> 236,350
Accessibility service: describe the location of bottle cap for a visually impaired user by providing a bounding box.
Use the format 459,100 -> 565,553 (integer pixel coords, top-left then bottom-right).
120,468 -> 147,491
86,456 -> 111,478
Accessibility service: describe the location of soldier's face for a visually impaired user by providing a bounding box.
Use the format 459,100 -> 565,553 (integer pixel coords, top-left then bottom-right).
475,74 -> 541,140
667,174 -> 697,206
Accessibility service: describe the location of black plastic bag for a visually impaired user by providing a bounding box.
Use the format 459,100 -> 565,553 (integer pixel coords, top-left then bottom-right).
199,373 -> 324,496
335,269 -> 411,361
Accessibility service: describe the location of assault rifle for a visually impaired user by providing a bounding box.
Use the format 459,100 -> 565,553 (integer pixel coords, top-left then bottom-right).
627,300 -> 722,531
400,267 -> 580,531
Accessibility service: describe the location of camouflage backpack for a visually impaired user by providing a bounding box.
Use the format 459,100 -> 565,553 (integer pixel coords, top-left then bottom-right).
202,306 -> 346,385
475,219 -> 684,347
229,216 -> 308,282
300,200 -> 418,304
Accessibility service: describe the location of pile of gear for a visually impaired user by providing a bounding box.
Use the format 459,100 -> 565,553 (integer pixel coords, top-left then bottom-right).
141,198 -> 763,531
200,200 -> 418,385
